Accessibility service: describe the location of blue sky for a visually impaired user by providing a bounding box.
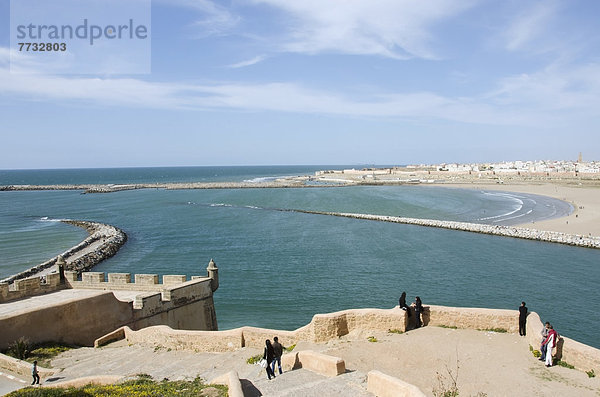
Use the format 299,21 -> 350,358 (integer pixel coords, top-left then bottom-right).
1,0 -> 599,169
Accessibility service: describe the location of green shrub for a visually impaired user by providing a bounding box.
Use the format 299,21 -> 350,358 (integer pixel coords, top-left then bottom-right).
367,336 -> 378,343
27,343 -> 75,368
285,344 -> 296,352
554,359 -> 575,369
586,369 -> 595,378
532,350 -> 541,358
388,329 -> 404,334
6,375 -> 227,397
7,337 -> 31,360
478,327 -> 507,333
247,354 -> 263,364
437,325 -> 458,329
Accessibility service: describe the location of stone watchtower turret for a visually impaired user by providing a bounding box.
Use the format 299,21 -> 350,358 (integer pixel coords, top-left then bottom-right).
207,258 -> 219,292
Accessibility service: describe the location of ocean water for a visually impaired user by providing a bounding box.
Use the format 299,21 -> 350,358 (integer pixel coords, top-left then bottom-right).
0,166 -> 598,349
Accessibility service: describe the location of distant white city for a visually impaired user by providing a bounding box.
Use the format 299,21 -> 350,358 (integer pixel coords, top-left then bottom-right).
407,158 -> 600,174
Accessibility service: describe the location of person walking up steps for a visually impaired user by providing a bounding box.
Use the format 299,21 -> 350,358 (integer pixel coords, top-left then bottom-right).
31,360 -> 40,385
263,339 -> 276,380
271,336 -> 283,375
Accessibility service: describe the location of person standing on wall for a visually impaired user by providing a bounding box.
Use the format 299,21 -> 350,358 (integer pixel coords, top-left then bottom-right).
399,291 -> 411,317
414,296 -> 423,328
519,301 -> 528,336
263,339 -> 276,380
271,336 -> 283,375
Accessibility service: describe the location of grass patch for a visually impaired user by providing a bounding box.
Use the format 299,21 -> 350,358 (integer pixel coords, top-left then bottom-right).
285,344 -> 296,352
478,327 -> 508,333
388,329 -> 404,334
586,369 -> 595,378
529,345 -> 541,358
367,336 -> 378,343
554,359 -> 575,369
247,354 -> 263,364
6,375 -> 227,397
437,325 -> 458,329
3,341 -> 76,368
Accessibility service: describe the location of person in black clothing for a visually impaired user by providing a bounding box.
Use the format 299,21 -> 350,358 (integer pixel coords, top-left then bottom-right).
414,296 -> 423,328
263,339 -> 276,380
519,301 -> 528,336
399,291 -> 411,317
271,336 -> 283,375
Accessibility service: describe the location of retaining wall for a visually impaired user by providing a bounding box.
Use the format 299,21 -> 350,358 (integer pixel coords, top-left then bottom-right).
0,272 -> 218,350
104,305 -> 600,375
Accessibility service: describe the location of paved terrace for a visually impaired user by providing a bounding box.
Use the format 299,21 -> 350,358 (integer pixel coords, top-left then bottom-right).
0,289 -> 144,318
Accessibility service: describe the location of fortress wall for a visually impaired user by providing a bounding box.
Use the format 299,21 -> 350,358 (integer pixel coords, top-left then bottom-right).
121,325 -> 242,352
310,308 -> 408,342
65,271 -> 212,293
0,292 -> 134,350
1,272 -> 219,349
238,327 -> 300,349
105,304 -> 600,375
425,305 -> 519,332
0,273 -> 65,303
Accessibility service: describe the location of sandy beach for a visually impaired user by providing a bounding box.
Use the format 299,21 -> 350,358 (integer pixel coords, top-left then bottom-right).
439,182 -> 600,237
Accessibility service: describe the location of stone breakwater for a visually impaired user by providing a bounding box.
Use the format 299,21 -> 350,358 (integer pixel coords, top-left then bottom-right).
290,210 -> 600,249
1,220 -> 127,284
0,179 -> 350,193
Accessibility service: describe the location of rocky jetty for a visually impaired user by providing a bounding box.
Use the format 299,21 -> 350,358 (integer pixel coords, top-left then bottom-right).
293,210 -> 600,249
1,220 -> 127,284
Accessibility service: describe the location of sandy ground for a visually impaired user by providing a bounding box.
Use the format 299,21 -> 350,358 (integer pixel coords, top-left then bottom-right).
319,327 -> 600,397
440,183 -> 600,237
32,327 -> 599,397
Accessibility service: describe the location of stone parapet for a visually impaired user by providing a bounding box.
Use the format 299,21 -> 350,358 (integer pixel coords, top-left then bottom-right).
66,272 -> 212,295
1,269 -> 219,349
0,353 -> 54,380
367,370 -> 426,397
426,305 -> 518,333
283,350 -> 346,377
0,272 -> 66,303
103,305 -> 600,376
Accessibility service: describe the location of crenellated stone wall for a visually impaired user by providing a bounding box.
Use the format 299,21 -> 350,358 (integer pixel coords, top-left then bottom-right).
0,272 -> 64,303
0,264 -> 220,350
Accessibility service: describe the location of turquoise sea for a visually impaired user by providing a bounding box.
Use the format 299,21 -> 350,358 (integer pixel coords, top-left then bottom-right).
1,166 -> 598,348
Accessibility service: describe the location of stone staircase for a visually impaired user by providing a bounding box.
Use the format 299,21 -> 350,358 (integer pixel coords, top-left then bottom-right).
43,342 -> 374,396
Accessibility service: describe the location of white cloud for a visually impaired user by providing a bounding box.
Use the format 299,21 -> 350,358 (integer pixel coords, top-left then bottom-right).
227,55 -> 268,68
1,46 -> 599,129
251,0 -> 476,59
502,1 -> 559,52
158,0 -> 240,36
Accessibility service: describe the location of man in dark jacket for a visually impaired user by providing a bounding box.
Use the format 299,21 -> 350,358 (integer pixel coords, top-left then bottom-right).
271,336 -> 283,375
519,301 -> 528,336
